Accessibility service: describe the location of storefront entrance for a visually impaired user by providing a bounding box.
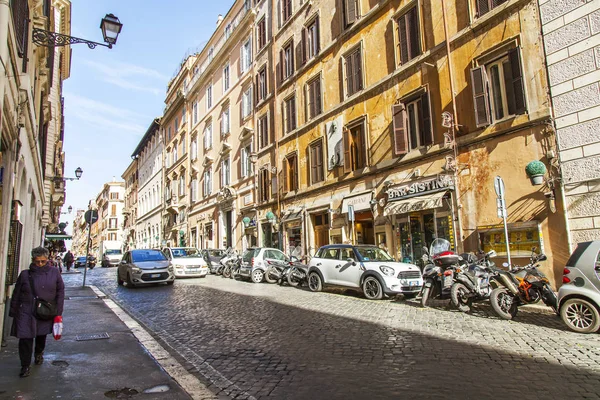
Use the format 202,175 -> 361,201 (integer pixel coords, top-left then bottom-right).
312,212 -> 329,248
396,211 -> 454,267
353,211 -> 375,245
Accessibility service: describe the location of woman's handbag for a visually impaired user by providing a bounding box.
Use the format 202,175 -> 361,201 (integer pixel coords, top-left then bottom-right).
27,272 -> 57,321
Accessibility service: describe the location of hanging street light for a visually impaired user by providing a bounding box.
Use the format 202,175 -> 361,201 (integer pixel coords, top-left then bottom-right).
33,14 -> 123,49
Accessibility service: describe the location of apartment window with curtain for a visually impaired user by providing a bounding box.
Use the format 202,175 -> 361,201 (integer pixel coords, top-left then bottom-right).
258,114 -> 269,149
257,17 -> 267,49
203,169 -> 212,196
179,175 -> 185,196
221,107 -> 230,135
190,178 -> 197,202
223,64 -> 230,92
173,144 -> 178,164
191,138 -> 197,160
282,41 -> 294,81
204,122 -> 213,149
391,91 -> 434,156
303,16 -> 320,62
258,168 -> 270,202
193,100 -> 198,125
397,6 -> 421,65
242,86 -> 253,119
206,84 -> 213,110
309,139 -> 324,184
306,76 -> 322,120
343,121 -> 367,173
284,95 -> 297,134
241,143 -> 253,178
221,158 -> 231,187
344,46 -> 363,97
241,39 -> 252,74
257,67 -> 267,102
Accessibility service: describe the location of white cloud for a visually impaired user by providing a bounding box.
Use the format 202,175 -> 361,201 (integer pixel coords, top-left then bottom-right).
83,59 -> 168,95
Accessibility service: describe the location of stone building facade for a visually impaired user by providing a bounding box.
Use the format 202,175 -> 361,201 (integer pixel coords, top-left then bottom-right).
94,180 -> 125,257
538,0 -> 600,249
121,159 -> 138,251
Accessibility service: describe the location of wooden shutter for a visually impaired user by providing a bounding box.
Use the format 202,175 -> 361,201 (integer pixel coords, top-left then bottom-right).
398,15 -> 408,65
315,16 -> 321,53
279,49 -> 284,83
408,7 -> 420,60
310,145 -> 317,184
345,0 -> 357,26
420,92 -> 433,145
292,156 -> 298,191
282,160 -> 288,194
271,169 -> 277,197
315,79 -> 322,116
343,128 -> 352,173
316,142 -> 323,182
301,28 -> 307,65
291,97 -> 296,130
477,0 -> 490,17
470,66 -> 491,128
345,55 -> 353,96
392,103 -> 408,156
508,47 -> 527,115
354,50 -> 363,91
257,169 -> 263,202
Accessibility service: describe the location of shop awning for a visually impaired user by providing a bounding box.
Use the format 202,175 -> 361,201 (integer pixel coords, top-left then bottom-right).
384,192 -> 447,216
281,210 -> 303,222
45,234 -> 72,241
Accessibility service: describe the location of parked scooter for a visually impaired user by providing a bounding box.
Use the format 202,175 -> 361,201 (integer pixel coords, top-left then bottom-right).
421,238 -> 462,308
286,259 -> 309,287
450,250 -> 498,312
216,248 -> 235,276
489,248 -> 557,320
265,261 -> 288,284
220,249 -> 239,278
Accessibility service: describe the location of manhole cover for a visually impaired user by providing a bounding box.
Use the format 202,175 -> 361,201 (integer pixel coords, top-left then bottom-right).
52,360 -> 69,367
104,388 -> 139,398
67,296 -> 98,300
76,332 -> 110,341
143,385 -> 170,393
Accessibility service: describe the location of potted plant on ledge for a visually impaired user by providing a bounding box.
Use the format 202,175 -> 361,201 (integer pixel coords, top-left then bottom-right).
525,160 -> 547,185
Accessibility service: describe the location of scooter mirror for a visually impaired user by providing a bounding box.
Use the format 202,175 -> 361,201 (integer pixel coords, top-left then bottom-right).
538,254 -> 547,262
502,262 -> 509,268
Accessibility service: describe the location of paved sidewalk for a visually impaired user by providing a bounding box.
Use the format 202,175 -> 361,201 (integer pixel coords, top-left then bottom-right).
0,286 -> 193,400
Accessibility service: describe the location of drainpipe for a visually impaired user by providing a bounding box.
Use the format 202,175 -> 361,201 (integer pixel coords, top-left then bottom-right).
442,0 -> 464,252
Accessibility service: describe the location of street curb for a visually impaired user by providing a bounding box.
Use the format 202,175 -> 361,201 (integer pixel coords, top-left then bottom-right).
87,285 -> 217,400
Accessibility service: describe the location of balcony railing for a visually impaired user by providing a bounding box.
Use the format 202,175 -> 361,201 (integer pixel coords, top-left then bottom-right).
183,4 -> 252,97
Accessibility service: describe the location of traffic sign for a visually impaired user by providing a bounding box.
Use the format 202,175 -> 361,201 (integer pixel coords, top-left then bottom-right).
84,210 -> 99,225
494,176 -> 505,198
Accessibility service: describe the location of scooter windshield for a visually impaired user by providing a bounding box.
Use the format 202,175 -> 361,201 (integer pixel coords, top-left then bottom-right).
429,238 -> 451,257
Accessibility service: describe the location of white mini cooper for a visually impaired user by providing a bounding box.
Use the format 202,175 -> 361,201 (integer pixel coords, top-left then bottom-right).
308,245 -> 423,300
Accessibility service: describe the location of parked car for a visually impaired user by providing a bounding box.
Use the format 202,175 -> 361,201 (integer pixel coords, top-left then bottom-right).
307,244 -> 423,300
559,241 -> 600,333
161,247 -> 209,278
74,255 -> 96,269
102,248 -> 123,268
201,249 -> 227,274
117,249 -> 175,288
239,247 -> 290,283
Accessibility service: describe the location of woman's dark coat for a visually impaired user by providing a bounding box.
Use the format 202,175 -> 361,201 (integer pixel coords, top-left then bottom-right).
9,263 -> 65,338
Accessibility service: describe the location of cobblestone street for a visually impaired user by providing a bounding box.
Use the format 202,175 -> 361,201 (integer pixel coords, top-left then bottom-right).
64,268 -> 600,399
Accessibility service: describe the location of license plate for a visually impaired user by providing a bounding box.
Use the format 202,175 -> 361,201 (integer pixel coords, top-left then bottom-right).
444,275 -> 453,287
150,274 -> 161,278
187,268 -> 199,272
409,280 -> 420,287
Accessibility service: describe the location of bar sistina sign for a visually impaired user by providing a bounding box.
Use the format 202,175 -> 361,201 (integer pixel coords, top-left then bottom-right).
387,175 -> 454,202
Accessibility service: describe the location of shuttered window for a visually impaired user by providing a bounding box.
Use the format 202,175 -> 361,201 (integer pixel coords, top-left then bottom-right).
302,17 -> 320,63
258,168 -> 270,202
397,6 -> 421,65
284,96 -> 297,133
257,17 -> 267,49
310,140 -> 324,184
282,0 -> 293,22
392,91 -> 434,155
470,47 -> 527,128
307,77 -> 322,120
11,0 -> 29,70
343,123 -> 366,173
282,41 -> 294,80
344,47 -> 363,97
257,67 -> 267,101
258,115 -> 269,149
476,0 -> 508,18
344,0 -> 358,27
284,154 -> 298,192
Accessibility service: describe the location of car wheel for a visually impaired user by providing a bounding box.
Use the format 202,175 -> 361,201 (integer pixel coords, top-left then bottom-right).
560,298 -> 600,334
490,287 -> 518,320
308,272 -> 322,292
451,282 -> 473,313
117,270 -> 124,286
362,276 -> 383,300
126,272 -> 135,288
251,269 -> 264,283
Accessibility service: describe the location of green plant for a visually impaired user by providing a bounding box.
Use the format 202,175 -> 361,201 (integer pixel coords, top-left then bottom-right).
525,160 -> 547,176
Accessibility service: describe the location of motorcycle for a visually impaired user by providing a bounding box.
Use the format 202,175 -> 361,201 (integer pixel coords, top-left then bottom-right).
286,260 -> 309,287
216,248 -> 235,276
220,249 -> 239,279
421,238 -> 462,308
265,261 -> 288,284
450,250 -> 498,312
489,248 -> 558,320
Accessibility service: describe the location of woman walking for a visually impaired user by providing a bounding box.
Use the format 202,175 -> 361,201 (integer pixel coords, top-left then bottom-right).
9,246 -> 65,377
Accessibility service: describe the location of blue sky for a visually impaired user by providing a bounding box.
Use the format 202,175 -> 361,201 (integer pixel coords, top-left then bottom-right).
62,0 -> 233,232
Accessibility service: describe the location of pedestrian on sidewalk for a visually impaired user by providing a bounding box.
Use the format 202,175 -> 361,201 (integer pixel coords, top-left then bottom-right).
63,250 -> 74,272
9,246 -> 65,378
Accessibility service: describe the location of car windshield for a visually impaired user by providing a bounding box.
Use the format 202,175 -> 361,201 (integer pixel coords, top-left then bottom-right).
131,250 -> 166,263
355,247 -> 394,262
105,249 -> 122,255
171,248 -> 200,258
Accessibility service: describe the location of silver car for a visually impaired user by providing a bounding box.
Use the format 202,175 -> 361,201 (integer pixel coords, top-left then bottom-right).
239,247 -> 289,283
559,240 -> 600,333
117,249 -> 175,288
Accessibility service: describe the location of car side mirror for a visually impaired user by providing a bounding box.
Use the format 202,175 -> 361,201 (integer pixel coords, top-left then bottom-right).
120,260 -> 127,264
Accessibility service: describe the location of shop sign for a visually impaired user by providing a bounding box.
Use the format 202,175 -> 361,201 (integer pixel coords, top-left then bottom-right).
341,192 -> 373,212
286,220 -> 302,228
387,175 -> 454,202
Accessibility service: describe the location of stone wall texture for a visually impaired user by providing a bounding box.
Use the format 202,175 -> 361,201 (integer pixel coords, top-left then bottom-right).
541,0 -> 600,245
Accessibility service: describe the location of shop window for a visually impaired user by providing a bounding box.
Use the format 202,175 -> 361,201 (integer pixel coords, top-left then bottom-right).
479,221 -> 541,258
471,47 -> 526,128
396,6 -> 421,65
309,139 -> 324,184
344,46 -> 363,97
343,0 -> 359,27
476,0 -> 508,18
392,91 -> 433,156
343,121 -> 367,173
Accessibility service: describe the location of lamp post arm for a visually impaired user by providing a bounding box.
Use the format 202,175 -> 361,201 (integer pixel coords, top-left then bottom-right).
32,28 -> 112,49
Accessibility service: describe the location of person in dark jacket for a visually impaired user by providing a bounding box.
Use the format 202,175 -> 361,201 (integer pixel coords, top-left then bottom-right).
9,246 -> 65,378
63,250 -> 74,272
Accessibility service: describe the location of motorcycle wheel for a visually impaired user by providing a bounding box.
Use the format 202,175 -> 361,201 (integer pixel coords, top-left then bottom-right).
287,268 -> 301,287
222,265 -> 231,278
420,279 -> 434,308
560,298 -> 600,334
490,287 -> 518,320
265,266 -> 278,284
451,282 -> 473,313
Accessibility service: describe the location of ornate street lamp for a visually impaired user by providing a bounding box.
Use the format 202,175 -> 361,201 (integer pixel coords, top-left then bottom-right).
53,167 -> 83,182
33,14 -> 123,49
60,205 -> 73,215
